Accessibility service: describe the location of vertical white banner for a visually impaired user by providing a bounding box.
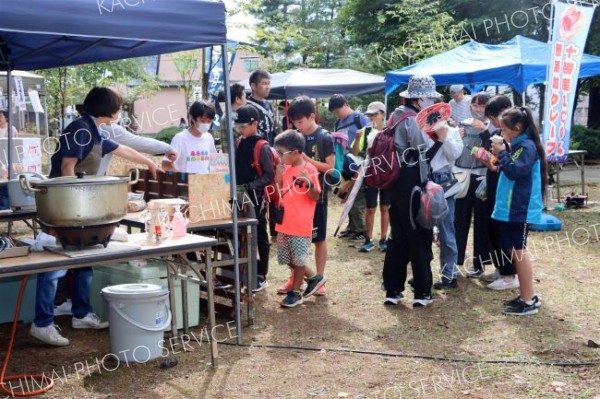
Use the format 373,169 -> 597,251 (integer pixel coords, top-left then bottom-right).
28,89 -> 44,113
542,1 -> 597,163
14,76 -> 27,111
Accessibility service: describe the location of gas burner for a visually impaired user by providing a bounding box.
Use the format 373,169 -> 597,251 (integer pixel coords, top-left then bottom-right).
39,222 -> 118,250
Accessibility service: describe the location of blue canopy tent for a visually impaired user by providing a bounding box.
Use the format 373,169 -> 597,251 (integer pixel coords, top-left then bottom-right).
0,0 -> 245,343
385,35 -> 600,94
237,68 -> 385,99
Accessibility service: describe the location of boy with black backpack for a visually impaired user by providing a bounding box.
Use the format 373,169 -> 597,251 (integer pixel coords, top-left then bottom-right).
276,96 -> 335,296
234,105 -> 276,292
329,94 -> 369,241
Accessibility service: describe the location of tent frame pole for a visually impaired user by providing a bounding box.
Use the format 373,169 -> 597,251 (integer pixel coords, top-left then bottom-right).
221,43 -> 242,345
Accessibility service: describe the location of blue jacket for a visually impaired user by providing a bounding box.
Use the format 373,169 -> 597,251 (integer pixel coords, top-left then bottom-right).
492,132 -> 543,224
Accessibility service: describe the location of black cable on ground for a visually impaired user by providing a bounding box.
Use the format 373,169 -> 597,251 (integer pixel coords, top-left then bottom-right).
216,341 -> 600,367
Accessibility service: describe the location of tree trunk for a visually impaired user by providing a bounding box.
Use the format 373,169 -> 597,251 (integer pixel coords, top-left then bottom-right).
588,86 -> 600,129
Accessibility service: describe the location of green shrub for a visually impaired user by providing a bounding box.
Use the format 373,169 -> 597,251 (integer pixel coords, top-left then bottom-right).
571,125 -> 600,159
155,126 -> 181,145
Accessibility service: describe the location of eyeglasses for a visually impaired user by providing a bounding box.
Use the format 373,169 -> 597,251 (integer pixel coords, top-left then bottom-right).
276,150 -> 294,157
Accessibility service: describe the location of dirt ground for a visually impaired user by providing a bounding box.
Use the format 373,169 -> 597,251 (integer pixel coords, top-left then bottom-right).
1,182 -> 599,399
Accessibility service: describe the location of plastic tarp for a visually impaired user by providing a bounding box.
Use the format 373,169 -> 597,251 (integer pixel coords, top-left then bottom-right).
0,0 -> 227,70
237,68 -> 385,99
386,35 -> 600,93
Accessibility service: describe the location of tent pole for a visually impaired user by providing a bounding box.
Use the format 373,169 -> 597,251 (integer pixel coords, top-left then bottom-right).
384,94 -> 388,117
7,68 -> 12,179
44,96 -> 50,145
221,43 -> 242,345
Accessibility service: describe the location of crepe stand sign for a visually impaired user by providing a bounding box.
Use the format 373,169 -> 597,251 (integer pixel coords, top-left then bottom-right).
416,103 -> 452,140
187,173 -> 232,223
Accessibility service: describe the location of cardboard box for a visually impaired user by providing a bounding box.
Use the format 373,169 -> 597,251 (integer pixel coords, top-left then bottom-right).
187,173 -> 232,223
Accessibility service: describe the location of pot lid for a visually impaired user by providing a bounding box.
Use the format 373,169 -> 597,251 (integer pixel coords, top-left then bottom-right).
32,174 -> 127,187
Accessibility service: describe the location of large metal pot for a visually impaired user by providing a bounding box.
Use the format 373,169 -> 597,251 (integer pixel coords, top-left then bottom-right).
20,171 -> 139,227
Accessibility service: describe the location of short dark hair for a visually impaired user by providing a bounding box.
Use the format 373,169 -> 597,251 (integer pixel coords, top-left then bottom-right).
249,70 -> 270,86
231,83 -> 246,104
471,92 -> 491,106
75,104 -> 84,115
275,129 -> 305,153
288,96 -> 315,121
83,87 -> 122,118
484,95 -> 512,118
328,94 -> 347,111
189,100 -> 216,120
0,110 -> 8,119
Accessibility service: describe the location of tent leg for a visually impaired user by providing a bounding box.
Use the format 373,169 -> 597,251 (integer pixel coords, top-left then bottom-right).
221,43 -> 242,345
7,68 -> 13,179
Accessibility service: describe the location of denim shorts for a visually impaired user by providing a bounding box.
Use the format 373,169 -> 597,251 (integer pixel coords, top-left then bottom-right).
365,186 -> 390,209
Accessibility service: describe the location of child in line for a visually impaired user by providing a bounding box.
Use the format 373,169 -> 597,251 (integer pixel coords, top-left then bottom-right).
277,96 -> 335,296
168,100 -> 218,173
489,106 -> 547,315
274,130 -> 326,307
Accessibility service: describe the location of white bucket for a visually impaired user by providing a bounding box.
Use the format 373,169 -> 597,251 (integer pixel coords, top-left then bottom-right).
101,283 -> 171,363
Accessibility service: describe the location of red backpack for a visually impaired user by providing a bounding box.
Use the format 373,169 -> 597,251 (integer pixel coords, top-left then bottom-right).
252,139 -> 281,204
364,111 -> 416,190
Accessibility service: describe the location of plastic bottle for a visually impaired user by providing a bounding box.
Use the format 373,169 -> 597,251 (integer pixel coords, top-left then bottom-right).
172,205 -> 188,238
471,146 -> 497,164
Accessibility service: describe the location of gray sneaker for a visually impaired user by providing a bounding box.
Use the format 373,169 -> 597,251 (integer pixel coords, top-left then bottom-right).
303,274 -> 327,298
30,323 -> 69,346
481,270 -> 501,283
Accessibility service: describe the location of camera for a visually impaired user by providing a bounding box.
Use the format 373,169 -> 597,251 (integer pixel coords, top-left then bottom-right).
275,206 -> 285,224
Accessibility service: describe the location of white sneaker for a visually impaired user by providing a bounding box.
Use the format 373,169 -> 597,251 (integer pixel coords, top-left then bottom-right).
487,276 -> 520,290
72,313 -> 109,329
53,300 -> 73,316
30,323 -> 69,346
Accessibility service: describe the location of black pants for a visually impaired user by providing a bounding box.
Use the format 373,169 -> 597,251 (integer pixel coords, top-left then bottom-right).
382,166 -> 433,296
254,202 -> 270,277
454,174 -> 491,270
268,201 -> 277,237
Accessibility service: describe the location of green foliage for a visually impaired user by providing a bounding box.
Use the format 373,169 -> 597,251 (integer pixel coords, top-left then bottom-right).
571,125 -> 600,159
36,58 -> 160,134
246,0 -> 351,71
154,126 -> 182,145
173,50 -> 202,111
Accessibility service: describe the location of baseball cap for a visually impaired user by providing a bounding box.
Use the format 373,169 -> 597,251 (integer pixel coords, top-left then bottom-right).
365,101 -> 385,115
449,85 -> 464,94
233,105 -> 259,127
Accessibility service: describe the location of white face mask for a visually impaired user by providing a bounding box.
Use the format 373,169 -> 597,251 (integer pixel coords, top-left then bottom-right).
418,98 -> 435,109
471,110 -> 485,120
196,123 -> 211,133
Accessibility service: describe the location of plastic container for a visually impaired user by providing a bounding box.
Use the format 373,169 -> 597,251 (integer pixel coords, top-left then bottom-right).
171,205 -> 188,238
529,213 -> 562,231
101,283 -> 171,363
90,262 -> 199,331
471,146 -> 497,164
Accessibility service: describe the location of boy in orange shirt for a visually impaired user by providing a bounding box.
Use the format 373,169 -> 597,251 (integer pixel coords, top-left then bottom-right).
274,130 -> 327,307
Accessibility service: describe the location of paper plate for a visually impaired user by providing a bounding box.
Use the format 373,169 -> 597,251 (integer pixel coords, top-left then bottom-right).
416,103 -> 452,133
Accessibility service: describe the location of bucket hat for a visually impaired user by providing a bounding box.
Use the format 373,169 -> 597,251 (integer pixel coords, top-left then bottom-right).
399,75 -> 443,98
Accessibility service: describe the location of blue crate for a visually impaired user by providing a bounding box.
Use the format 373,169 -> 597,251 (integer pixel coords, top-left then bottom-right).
0,275 -> 38,324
